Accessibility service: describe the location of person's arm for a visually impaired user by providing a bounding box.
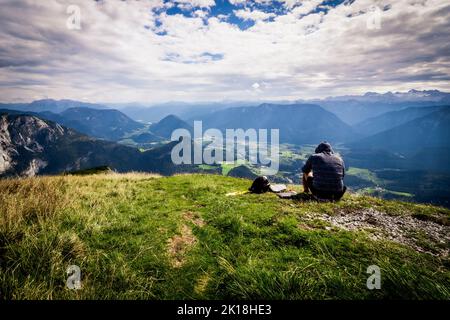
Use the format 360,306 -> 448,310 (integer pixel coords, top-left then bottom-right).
302,157 -> 313,193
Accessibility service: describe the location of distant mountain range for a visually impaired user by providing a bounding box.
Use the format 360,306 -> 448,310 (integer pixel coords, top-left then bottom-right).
2,90 -> 450,125
322,89 -> 450,103
113,102 -> 243,123
347,107 -> 450,174
1,90 -> 450,178
0,99 -> 108,113
350,108 -> 450,155
0,113 -> 197,177
299,89 -> 450,125
197,103 -> 356,145
148,115 -> 193,139
122,114 -> 194,144
353,105 -> 449,136
0,107 -> 199,147
114,90 -> 450,124
0,107 -> 145,141
54,107 -> 145,141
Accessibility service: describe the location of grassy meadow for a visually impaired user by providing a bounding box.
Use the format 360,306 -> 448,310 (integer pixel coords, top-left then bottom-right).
0,173 -> 449,299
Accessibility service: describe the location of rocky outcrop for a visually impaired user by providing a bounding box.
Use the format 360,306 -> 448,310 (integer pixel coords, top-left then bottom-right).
0,114 -> 70,176
0,113 -> 199,178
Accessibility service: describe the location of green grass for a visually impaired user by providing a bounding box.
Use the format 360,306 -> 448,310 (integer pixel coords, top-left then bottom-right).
0,173 -> 449,299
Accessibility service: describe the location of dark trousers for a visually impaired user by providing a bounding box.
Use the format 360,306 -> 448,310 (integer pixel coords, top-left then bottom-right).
306,176 -> 346,201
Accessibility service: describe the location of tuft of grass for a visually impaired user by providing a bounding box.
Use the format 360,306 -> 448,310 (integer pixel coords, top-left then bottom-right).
0,173 -> 449,300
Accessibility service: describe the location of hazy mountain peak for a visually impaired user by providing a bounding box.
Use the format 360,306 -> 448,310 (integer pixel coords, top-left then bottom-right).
149,114 -> 193,139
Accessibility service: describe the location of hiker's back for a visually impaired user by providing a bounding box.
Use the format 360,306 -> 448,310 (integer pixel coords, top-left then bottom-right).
309,153 -> 344,192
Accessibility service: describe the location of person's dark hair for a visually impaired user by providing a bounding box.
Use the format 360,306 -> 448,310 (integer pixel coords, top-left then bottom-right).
315,141 -> 333,154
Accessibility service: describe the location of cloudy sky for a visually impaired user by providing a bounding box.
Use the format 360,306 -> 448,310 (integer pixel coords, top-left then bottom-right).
0,0 -> 449,103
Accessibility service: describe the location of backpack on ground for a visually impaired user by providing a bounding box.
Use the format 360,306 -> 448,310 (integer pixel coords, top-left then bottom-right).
249,176 -> 271,194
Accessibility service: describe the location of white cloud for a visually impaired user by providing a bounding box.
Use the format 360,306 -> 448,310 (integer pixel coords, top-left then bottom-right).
217,14 -> 230,20
230,0 -> 316,10
234,8 -> 276,21
228,0 -> 247,5
278,0 -> 303,9
291,0 -> 325,16
0,0 -> 449,103
175,0 -> 216,9
193,9 -> 209,19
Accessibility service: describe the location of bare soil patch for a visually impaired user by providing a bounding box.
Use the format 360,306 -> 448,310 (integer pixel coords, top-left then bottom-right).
183,211 -> 205,227
167,224 -> 197,268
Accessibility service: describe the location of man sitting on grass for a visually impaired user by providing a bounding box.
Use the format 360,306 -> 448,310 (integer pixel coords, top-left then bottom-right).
302,141 -> 346,201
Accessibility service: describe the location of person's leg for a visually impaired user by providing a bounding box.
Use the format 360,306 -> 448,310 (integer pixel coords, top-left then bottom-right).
312,189 -> 331,200
303,172 -> 313,193
310,186 -> 342,201
307,177 -> 324,199
332,186 -> 347,201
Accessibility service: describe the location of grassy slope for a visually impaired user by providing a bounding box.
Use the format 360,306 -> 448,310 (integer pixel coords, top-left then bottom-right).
0,173 -> 449,300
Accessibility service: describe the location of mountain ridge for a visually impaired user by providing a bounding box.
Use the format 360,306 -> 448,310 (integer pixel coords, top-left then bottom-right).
0,107 -> 145,141
149,114 -> 193,139
353,105 -> 449,136
196,103 -> 357,144
0,113 -> 196,177
350,108 -> 450,155
3,90 -> 449,125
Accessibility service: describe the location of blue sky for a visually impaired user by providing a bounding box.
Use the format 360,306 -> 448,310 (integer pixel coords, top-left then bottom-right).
156,0 -> 349,30
0,0 -> 449,103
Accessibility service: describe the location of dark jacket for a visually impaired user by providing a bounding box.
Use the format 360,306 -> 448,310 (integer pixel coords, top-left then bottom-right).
302,143 -> 345,193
